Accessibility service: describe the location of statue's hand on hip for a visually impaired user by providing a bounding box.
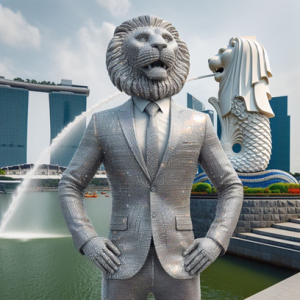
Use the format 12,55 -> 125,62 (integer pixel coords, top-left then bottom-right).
82,237 -> 121,274
183,237 -> 222,275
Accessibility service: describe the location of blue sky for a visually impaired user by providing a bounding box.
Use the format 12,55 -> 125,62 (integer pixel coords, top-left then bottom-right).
0,0 -> 299,171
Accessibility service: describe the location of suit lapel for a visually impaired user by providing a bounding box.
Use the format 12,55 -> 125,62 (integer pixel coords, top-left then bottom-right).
118,99 -> 151,181
155,99 -> 184,179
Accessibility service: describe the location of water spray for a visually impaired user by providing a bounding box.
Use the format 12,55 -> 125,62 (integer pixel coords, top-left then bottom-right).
0,73 -> 215,236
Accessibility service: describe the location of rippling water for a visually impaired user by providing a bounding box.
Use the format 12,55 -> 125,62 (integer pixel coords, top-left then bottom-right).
0,192 -> 295,299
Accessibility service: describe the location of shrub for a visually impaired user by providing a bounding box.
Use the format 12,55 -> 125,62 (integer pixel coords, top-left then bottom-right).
270,189 -> 281,194
288,188 -> 300,194
244,188 -> 265,194
288,184 -> 300,189
192,183 -> 212,193
268,183 -> 288,193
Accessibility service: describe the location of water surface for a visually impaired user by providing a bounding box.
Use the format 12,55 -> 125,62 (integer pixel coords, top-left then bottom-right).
0,192 -> 295,299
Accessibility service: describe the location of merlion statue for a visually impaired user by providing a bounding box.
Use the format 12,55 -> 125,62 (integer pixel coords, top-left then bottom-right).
59,15 -> 243,299
208,37 -> 274,172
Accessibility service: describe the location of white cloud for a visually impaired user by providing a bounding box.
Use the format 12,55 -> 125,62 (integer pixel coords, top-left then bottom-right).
0,4 -> 40,49
0,58 -> 16,79
51,20 -> 128,114
95,0 -> 130,17
52,21 -> 115,83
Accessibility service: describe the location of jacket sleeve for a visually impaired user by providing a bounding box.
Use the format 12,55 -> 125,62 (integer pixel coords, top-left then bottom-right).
198,115 -> 243,253
58,114 -> 103,253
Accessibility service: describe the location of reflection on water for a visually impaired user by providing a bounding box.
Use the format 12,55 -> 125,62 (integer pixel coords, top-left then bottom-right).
0,192 -> 295,300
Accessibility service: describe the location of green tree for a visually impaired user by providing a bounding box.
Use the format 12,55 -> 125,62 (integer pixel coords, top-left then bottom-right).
13,77 -> 24,82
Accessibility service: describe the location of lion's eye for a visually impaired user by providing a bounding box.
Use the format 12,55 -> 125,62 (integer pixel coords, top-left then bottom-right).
219,48 -> 226,54
137,35 -> 148,42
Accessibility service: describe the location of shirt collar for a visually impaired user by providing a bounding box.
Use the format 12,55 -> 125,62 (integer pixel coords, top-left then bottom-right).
132,96 -> 170,114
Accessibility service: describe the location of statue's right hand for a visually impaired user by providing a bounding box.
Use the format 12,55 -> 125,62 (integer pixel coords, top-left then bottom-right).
82,236 -> 121,274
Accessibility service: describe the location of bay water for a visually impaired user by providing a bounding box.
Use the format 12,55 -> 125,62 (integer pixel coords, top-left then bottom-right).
0,192 -> 295,299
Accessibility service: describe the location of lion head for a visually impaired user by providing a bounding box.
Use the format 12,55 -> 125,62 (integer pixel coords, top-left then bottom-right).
208,37 -> 274,118
106,15 -> 190,101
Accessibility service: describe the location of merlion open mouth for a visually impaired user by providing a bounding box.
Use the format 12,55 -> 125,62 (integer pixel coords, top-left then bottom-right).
212,67 -> 224,74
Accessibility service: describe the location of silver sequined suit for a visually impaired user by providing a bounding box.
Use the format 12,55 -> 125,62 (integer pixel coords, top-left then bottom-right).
59,98 -> 243,280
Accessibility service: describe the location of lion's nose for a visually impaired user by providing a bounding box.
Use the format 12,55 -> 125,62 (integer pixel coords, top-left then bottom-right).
152,43 -> 167,51
151,35 -> 168,51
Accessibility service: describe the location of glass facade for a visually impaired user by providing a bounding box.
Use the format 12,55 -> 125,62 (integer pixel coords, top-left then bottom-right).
267,96 -> 290,172
0,86 -> 28,168
187,93 -> 205,112
49,92 -> 86,167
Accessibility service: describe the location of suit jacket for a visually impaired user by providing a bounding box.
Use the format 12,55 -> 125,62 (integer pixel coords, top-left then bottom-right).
59,98 -> 243,280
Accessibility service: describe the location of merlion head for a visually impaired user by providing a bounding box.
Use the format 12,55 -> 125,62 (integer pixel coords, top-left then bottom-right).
106,15 -> 190,101
208,37 -> 274,118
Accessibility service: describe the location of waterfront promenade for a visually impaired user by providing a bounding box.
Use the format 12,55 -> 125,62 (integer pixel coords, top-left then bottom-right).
245,272 -> 300,300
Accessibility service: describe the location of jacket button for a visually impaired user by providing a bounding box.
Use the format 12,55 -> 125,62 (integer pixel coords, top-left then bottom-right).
150,186 -> 156,192
151,212 -> 156,218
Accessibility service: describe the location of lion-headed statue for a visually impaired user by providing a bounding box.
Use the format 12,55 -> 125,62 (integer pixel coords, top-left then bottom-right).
106,15 -> 190,101
208,37 -> 274,172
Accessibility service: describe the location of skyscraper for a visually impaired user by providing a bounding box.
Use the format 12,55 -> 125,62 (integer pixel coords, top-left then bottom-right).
267,96 -> 290,172
0,85 -> 28,167
49,91 -> 87,166
187,93 -> 205,112
0,77 -> 89,168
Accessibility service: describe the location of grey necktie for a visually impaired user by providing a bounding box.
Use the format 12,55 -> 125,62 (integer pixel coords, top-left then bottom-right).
145,102 -> 160,181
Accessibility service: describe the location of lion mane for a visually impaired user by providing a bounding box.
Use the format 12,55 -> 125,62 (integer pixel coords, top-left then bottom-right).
106,15 -> 190,101
219,37 -> 274,118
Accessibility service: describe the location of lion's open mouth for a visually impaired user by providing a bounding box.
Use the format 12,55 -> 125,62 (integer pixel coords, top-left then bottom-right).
213,67 -> 224,74
144,60 -> 168,70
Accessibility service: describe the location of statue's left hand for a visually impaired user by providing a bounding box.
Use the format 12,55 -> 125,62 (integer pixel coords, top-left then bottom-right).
183,237 -> 222,275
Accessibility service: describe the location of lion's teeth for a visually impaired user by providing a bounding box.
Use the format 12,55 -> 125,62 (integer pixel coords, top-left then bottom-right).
148,65 -> 152,70
163,65 -> 167,69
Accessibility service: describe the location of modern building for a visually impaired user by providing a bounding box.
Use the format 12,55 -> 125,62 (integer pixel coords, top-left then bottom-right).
187,93 -> 205,112
49,90 -> 87,166
0,77 -> 89,168
267,96 -> 290,172
0,85 -> 28,168
187,93 -> 215,173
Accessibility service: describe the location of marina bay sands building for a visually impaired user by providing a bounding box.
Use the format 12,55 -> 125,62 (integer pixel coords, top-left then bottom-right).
0,85 -> 29,167
0,77 -> 89,168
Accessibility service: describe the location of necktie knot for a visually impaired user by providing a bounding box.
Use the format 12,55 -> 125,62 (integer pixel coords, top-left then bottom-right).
145,102 -> 159,117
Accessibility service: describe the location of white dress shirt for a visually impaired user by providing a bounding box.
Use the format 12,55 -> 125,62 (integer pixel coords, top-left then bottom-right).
132,97 -> 170,164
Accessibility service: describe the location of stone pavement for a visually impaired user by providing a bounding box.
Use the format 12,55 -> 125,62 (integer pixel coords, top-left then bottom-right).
245,272 -> 300,300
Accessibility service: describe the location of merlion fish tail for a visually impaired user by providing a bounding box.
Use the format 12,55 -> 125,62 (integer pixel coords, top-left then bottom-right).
209,97 -> 272,173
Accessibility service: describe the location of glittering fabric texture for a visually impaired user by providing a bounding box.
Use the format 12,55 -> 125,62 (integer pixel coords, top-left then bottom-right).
145,102 -> 160,181
59,98 -> 243,281
102,246 -> 201,300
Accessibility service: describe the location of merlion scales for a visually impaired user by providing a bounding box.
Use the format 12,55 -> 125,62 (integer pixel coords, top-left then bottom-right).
59,16 -> 243,299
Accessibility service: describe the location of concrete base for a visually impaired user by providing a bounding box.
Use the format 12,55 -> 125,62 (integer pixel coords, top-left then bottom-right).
227,219 -> 300,271
245,272 -> 300,300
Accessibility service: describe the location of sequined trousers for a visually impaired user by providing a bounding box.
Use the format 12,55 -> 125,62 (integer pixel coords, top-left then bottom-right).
101,245 -> 201,300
